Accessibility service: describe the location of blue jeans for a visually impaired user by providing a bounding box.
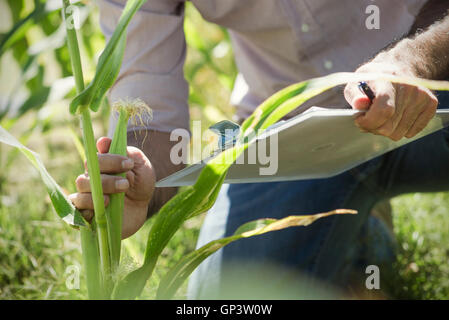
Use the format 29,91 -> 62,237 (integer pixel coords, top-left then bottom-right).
188,91 -> 449,299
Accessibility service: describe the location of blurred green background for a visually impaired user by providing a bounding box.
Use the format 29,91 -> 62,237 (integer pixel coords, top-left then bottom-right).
0,0 -> 448,299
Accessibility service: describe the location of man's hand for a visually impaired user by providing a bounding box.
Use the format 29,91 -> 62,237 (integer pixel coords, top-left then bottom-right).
344,62 -> 439,141
344,6 -> 449,141
69,137 -> 156,239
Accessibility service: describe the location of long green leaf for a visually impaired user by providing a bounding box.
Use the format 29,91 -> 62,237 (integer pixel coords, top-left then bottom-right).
242,72 -> 449,135
0,124 -> 86,227
0,1 -> 47,56
69,0 -> 147,114
112,147 -> 242,299
0,0 -> 69,57
156,209 -> 357,299
113,72 -> 449,299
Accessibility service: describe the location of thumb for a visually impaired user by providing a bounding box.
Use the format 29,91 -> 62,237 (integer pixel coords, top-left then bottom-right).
344,83 -> 372,111
96,137 -> 112,154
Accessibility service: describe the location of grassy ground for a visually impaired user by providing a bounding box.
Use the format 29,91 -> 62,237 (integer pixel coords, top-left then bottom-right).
387,193 -> 449,299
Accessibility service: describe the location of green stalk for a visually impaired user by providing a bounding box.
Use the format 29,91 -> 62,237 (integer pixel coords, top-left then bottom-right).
106,108 -> 129,271
81,110 -> 112,295
80,226 -> 103,299
62,0 -> 112,297
63,0 -> 83,93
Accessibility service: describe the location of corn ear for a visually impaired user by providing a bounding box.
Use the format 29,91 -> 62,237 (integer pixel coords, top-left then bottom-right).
107,99 -> 152,272
106,108 -> 129,272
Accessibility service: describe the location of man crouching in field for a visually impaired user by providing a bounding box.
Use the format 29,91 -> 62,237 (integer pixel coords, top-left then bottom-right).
70,1 -> 449,298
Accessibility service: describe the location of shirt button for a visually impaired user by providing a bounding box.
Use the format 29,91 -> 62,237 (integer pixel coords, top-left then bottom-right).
324,60 -> 333,70
301,23 -> 310,33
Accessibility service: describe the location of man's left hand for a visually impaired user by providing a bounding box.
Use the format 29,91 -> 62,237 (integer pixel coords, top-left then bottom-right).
344,62 -> 439,141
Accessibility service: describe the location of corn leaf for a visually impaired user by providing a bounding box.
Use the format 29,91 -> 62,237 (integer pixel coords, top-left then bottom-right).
69,0 -> 147,114
0,0 -> 49,56
68,128 -> 86,163
113,72 -> 449,299
156,209 -> 357,299
112,148 -> 241,299
241,72 -> 449,134
0,124 -> 86,227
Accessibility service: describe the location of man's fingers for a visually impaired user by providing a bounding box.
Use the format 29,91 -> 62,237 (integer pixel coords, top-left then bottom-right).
390,87 -> 437,140
81,209 -> 94,222
404,109 -> 433,139
69,193 -> 109,210
83,138 -> 135,173
97,137 -> 112,154
389,102 -> 424,141
86,153 -> 134,174
373,119 -> 395,137
405,99 -> 438,138
344,82 -> 372,111
76,173 -> 130,194
355,81 -> 396,131
125,170 -> 135,188
358,85 -> 438,140
373,85 -> 417,140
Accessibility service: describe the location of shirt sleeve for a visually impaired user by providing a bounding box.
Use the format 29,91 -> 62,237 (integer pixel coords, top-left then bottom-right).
98,0 -> 190,135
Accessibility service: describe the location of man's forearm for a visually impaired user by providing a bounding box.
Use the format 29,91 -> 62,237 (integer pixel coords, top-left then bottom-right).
373,8 -> 449,80
127,129 -> 185,217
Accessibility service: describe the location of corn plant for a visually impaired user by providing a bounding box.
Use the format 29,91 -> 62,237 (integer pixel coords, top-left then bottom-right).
2,0 -> 449,299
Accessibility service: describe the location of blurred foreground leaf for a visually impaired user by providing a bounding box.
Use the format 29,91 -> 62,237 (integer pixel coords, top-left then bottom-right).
0,124 -> 85,227
157,209 -> 357,299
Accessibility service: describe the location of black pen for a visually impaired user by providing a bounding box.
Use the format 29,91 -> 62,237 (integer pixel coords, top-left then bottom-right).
358,81 -> 375,103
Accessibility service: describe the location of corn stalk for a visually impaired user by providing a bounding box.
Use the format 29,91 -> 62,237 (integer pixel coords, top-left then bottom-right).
63,0 -> 148,297
62,0 -> 111,297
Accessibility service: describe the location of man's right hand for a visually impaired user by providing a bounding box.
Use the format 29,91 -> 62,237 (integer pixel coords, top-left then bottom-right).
69,137 -> 156,239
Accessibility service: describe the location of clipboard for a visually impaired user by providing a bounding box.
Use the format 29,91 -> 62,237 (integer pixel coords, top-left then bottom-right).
156,107 -> 449,187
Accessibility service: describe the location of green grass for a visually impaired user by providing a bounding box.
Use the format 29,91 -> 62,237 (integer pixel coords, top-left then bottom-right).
386,193 -> 449,299
0,191 -> 82,299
